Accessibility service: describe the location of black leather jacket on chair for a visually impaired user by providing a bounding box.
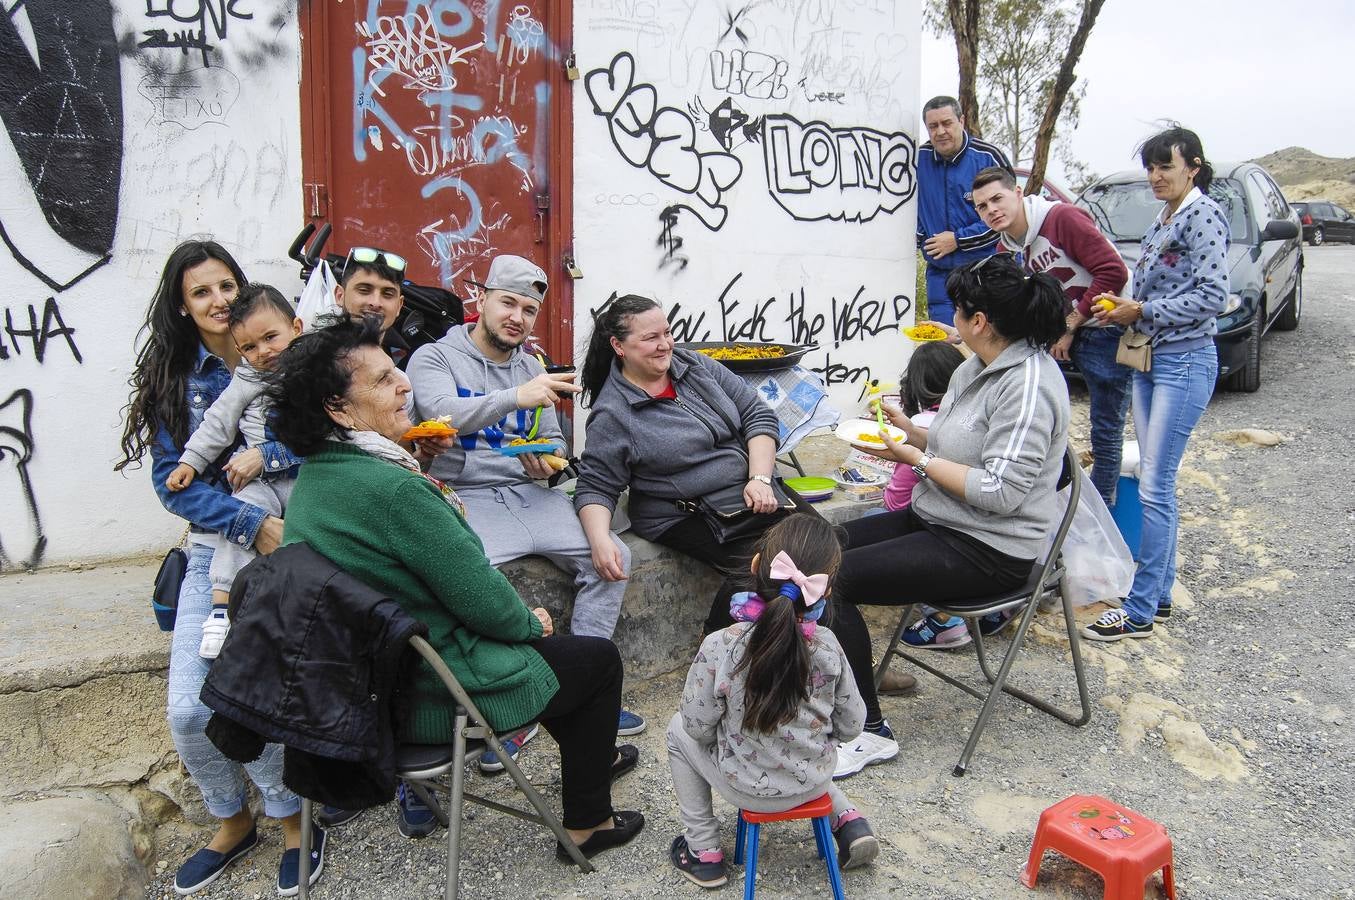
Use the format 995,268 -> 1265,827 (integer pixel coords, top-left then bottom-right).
201,542 -> 428,809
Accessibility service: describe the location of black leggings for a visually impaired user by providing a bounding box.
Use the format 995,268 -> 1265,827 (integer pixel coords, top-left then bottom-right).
507,635 -> 623,830
649,516 -> 763,634
830,508 -> 1032,723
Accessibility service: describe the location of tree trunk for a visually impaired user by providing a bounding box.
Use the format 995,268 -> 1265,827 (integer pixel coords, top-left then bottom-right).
946,0 -> 983,138
1024,0 -> 1104,196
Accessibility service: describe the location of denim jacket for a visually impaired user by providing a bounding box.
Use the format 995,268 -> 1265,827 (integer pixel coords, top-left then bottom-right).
150,344 -> 279,549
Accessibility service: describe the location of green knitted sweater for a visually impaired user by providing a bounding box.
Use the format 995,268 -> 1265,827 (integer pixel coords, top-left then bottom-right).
282,441 -> 558,742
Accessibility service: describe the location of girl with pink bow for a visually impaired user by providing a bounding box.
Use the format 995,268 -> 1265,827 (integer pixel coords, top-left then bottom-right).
666,514 -> 881,888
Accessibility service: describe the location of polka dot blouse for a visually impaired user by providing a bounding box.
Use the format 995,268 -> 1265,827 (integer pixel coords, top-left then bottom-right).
1132,187 -> 1231,351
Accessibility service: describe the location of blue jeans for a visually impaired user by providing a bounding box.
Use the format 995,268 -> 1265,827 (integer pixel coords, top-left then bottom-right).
168,543 -> 298,819
1070,326 -> 1132,506
1123,345 -> 1217,624
925,266 -> 955,326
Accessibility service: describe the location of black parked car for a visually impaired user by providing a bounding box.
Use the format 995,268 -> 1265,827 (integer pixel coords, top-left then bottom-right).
1292,200 -> 1355,246
1077,162 -> 1302,392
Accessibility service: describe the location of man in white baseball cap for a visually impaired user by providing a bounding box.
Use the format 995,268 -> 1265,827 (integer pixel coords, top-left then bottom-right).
406,255 -> 643,768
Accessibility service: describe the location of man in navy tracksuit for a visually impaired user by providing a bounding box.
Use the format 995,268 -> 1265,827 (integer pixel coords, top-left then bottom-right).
915,96 -> 1013,325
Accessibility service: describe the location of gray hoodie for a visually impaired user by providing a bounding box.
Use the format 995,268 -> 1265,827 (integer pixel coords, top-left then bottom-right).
573,349 -> 781,538
912,340 -> 1070,560
406,325 -> 561,490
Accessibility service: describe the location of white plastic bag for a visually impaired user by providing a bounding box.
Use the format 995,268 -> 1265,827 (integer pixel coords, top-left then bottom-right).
1051,468 -> 1136,606
296,259 -> 340,329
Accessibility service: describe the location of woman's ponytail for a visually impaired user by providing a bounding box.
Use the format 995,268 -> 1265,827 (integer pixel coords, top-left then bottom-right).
1023,271 -> 1068,350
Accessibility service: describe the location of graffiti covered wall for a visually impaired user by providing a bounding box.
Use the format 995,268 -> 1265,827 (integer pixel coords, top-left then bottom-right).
572,0 -> 920,408
0,1 -> 301,569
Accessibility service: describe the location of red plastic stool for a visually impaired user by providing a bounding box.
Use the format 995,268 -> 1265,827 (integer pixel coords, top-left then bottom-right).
1023,794 -> 1176,900
734,793 -> 844,900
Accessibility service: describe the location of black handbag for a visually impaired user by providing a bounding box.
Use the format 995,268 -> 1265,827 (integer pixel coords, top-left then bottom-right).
151,528 -> 190,631
692,478 -> 798,543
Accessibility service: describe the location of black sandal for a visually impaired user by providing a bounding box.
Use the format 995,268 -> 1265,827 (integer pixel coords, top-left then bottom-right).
611,744 -> 639,782
556,810 -> 645,861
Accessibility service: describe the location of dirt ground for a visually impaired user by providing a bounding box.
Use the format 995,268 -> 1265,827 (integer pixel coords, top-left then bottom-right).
145,248 -> 1355,899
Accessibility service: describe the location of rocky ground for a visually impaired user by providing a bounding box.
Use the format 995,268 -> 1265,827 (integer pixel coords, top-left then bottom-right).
144,248 -> 1355,899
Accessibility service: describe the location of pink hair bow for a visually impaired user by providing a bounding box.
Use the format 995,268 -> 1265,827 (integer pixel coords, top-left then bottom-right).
768,551 -> 829,606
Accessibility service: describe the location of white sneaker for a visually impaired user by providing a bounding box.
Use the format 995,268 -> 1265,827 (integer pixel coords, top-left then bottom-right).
199,609 -> 230,659
833,729 -> 899,779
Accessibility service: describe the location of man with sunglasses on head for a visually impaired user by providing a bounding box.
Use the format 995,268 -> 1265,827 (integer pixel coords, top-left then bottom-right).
406,254 -> 644,772
335,246 -> 410,366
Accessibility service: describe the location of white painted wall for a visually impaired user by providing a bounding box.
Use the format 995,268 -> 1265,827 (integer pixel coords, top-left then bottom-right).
1,1 -> 920,567
0,2 -> 302,569
571,0 -> 921,407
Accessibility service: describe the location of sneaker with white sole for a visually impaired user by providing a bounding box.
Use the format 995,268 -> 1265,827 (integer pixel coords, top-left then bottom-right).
396,781 -> 437,839
478,723 -> 539,774
901,613 -> 971,650
833,726 -> 899,779
198,608 -> 230,659
1082,608 -> 1153,642
1153,603 -> 1172,623
618,709 -> 647,736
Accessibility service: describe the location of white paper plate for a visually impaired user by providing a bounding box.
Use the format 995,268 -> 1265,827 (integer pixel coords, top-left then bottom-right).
833,419 -> 907,453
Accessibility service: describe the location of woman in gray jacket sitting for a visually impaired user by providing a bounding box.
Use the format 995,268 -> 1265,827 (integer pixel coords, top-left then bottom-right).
831,254 -> 1071,780
574,294 -> 806,635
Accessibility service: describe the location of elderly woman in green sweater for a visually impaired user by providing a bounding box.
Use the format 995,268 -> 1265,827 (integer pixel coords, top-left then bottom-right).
266,316 -> 643,860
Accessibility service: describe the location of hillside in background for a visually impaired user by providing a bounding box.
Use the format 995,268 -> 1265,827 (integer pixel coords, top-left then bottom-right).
1252,147 -> 1355,207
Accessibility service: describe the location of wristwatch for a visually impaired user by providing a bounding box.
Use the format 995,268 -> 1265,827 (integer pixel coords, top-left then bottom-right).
749,474 -> 773,486
911,452 -> 935,480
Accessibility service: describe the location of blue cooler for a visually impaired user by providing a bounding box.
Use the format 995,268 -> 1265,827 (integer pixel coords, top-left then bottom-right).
1110,475 -> 1142,560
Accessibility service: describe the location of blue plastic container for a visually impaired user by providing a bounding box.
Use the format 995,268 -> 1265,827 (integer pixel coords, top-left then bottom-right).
1110,475 -> 1142,560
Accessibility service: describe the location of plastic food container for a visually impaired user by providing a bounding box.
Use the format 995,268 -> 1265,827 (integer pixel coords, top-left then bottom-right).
835,477 -> 885,503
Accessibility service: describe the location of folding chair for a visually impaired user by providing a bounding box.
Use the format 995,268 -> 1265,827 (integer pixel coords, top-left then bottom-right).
872,443 -> 1092,777
300,635 -> 592,900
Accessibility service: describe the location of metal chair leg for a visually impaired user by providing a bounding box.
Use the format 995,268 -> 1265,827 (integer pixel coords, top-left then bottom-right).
446,709 -> 469,900
299,797 -> 312,900
491,731 -> 595,874
873,603 -> 918,687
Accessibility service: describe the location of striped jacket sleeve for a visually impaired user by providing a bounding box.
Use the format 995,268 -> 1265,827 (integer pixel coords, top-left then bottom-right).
962,354 -> 1059,515
954,139 -> 1014,251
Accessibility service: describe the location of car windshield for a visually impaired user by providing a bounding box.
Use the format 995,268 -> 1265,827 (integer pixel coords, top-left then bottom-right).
1078,178 -> 1253,244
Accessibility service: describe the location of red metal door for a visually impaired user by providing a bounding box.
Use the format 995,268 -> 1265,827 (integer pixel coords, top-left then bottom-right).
300,0 -> 573,360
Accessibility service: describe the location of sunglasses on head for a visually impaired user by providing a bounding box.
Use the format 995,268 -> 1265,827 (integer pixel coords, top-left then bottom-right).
969,252 -> 1006,286
344,247 -> 407,276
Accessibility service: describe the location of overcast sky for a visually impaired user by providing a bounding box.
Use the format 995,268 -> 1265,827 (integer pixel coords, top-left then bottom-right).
919,0 -> 1355,188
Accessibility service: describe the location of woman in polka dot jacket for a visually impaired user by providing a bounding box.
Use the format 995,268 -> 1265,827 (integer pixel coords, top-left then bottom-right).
1083,126 -> 1229,642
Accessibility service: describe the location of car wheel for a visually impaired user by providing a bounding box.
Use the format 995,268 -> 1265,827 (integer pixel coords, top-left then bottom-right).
1275,269 -> 1301,331
1222,304 -> 1263,392
1310,227 -> 1324,246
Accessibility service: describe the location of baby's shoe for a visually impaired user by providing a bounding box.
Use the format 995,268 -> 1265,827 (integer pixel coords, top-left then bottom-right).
199,608 -> 230,659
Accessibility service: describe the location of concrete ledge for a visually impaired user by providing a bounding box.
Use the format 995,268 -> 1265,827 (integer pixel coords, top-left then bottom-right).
0,495 -> 879,802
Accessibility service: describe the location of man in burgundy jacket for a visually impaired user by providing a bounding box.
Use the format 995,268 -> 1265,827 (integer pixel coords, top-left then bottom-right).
971,166 -> 1132,506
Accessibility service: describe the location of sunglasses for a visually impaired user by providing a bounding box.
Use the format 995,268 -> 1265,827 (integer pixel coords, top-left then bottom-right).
344,247 -> 407,276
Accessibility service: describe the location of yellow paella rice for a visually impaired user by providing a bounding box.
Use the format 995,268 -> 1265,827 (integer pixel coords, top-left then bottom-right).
696,344 -> 786,360
902,324 -> 949,341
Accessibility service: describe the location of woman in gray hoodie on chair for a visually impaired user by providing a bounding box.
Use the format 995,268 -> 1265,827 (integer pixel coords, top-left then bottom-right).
829,253 -> 1071,780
